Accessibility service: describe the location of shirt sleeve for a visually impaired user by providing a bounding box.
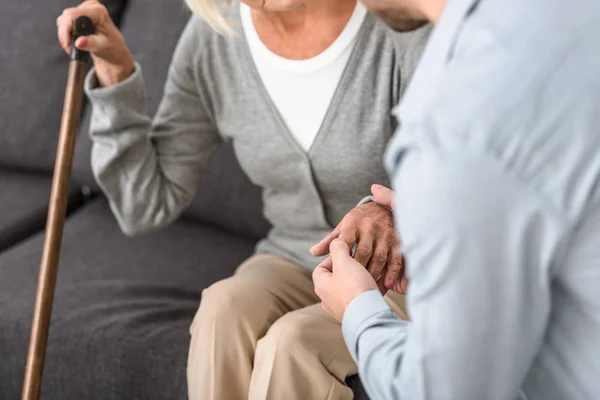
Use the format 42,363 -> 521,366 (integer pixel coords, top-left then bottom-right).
342,145 -> 563,400
86,16 -> 221,236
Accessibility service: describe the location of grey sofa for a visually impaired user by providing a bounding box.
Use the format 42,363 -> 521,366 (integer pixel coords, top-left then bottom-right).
0,0 -> 368,399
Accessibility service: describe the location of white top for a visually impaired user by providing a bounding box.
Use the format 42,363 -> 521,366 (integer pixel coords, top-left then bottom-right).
240,2 -> 367,151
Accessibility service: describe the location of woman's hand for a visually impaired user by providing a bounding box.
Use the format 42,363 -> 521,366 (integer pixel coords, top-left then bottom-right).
311,184 -> 407,294
56,0 -> 135,87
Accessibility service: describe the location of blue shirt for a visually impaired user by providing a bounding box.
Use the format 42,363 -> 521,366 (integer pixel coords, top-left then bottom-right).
342,0 -> 600,399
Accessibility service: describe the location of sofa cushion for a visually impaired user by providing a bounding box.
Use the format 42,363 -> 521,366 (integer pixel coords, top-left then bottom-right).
348,376 -> 369,399
0,0 -> 126,172
72,1 -> 271,240
0,198 -> 368,399
0,170 -> 84,251
0,199 -> 257,400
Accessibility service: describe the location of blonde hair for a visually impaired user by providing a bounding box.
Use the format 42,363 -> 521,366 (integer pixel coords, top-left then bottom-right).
185,0 -> 235,35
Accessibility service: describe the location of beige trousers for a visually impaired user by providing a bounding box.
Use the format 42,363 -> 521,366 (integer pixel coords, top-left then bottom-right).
187,254 -> 408,400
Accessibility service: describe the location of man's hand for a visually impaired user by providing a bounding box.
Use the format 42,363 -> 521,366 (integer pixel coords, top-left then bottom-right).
371,183 -> 394,210
313,239 -> 379,322
310,184 -> 405,293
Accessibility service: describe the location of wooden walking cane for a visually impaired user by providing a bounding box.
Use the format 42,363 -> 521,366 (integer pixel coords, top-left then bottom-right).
22,16 -> 95,400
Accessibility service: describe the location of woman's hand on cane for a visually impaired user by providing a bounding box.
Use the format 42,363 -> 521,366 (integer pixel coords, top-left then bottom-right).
57,0 -> 135,87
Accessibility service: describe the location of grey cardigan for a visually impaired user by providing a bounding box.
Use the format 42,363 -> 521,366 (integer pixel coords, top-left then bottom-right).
85,5 -> 430,269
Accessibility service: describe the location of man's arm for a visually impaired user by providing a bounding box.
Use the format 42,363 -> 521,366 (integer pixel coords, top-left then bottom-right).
342,148 -> 565,399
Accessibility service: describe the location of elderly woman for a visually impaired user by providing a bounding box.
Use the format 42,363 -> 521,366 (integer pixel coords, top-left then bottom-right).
56,0 -> 429,399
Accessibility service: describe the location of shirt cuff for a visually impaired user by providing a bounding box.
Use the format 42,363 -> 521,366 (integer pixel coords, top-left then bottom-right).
84,62 -> 146,111
342,290 -> 391,361
356,195 -> 394,215
356,195 -> 376,207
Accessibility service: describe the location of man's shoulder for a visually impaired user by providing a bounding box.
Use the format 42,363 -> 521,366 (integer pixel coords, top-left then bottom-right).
395,0 -> 600,221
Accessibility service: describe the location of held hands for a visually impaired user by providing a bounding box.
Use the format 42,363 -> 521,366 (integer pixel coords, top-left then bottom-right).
313,239 -> 379,323
56,0 -> 134,87
310,184 -> 408,295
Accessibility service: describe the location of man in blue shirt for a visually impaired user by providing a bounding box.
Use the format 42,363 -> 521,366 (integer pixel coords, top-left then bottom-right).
312,0 -> 600,398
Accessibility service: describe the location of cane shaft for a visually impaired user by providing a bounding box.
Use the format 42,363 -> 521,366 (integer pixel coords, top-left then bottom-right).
22,60 -> 87,400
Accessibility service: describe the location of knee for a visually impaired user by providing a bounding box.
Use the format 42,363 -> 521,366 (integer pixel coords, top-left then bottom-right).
257,313 -> 314,355
190,278 -> 257,335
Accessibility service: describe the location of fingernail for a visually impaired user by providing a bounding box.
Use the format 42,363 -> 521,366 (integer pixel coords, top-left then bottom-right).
386,279 -> 394,289
77,38 -> 87,48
